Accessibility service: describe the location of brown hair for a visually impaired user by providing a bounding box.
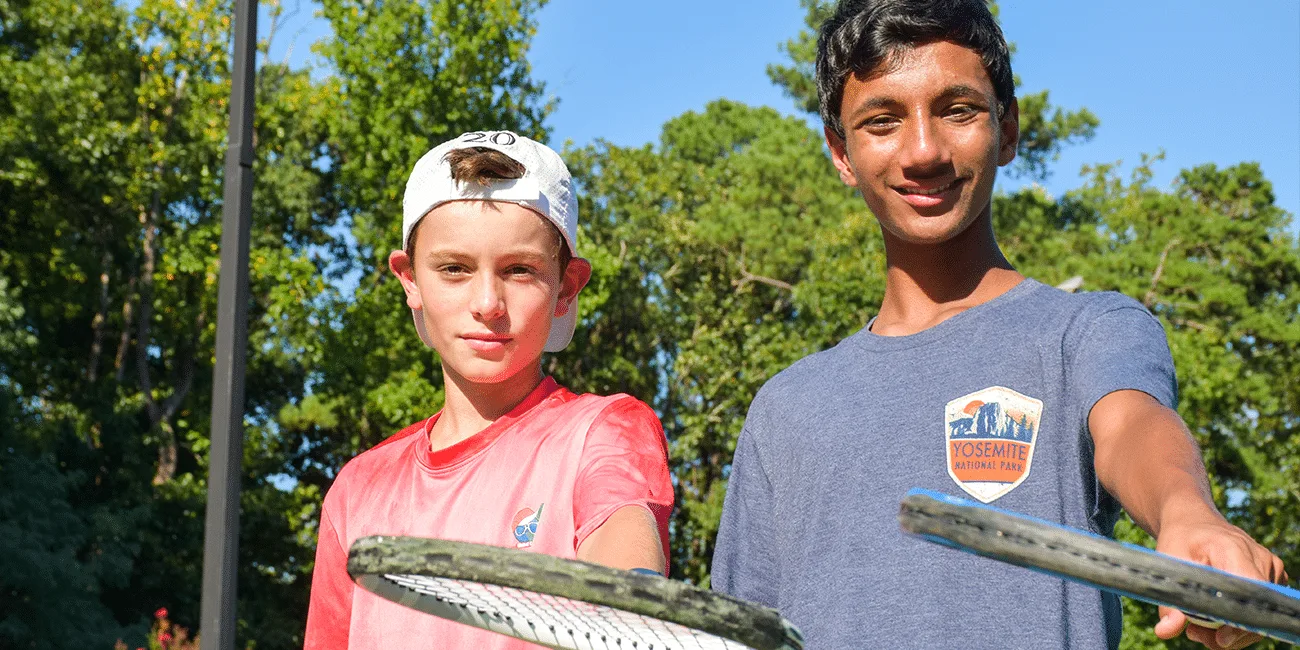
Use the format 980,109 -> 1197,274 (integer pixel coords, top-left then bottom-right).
405,147 -> 572,271
446,147 -> 526,185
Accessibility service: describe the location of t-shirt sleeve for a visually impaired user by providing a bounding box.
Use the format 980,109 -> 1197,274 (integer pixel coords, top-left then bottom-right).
304,493 -> 353,649
1070,303 -> 1178,418
1069,301 -> 1179,527
572,397 -> 674,558
711,423 -> 779,608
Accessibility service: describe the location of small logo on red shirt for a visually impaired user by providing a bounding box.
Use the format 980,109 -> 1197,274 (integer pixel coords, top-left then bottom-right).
513,503 -> 544,548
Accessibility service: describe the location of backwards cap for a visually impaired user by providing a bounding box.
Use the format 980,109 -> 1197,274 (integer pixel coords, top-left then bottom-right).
402,130 -> 580,353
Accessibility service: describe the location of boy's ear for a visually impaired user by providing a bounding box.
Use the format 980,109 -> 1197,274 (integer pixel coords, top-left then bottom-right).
825,126 -> 859,187
997,98 -> 1021,167
388,249 -> 423,311
556,258 -> 592,317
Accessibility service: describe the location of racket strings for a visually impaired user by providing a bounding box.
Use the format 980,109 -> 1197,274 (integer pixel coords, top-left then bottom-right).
382,573 -> 750,650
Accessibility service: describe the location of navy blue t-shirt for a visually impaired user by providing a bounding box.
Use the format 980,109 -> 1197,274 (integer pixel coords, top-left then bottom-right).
712,279 -> 1177,650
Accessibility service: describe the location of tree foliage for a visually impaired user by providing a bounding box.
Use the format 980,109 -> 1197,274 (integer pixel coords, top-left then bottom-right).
0,0 -> 549,647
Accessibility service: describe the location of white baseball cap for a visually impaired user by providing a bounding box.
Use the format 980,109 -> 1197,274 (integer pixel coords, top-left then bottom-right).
401,130 -> 580,353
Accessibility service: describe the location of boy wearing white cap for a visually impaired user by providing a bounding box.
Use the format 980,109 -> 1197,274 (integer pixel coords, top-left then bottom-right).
304,131 -> 674,649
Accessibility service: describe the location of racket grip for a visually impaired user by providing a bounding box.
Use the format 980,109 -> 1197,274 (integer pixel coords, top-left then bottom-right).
629,568 -> 663,577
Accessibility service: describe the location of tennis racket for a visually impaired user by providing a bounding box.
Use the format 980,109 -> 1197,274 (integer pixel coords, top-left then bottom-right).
347,535 -> 804,650
898,488 -> 1300,645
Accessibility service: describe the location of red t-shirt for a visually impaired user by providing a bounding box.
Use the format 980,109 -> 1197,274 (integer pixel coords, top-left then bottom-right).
303,377 -> 674,649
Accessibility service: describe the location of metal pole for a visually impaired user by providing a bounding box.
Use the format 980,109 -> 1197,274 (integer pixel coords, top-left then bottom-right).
200,0 -> 256,646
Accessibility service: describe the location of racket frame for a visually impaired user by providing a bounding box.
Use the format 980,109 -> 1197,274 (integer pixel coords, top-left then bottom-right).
348,535 -> 804,650
898,488 -> 1300,645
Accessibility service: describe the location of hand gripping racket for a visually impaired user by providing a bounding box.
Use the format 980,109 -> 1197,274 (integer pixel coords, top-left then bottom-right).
898,488 -> 1300,645
348,535 -> 804,650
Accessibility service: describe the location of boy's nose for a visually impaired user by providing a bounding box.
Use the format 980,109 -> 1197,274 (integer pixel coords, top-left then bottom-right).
898,117 -> 951,173
471,277 -> 507,321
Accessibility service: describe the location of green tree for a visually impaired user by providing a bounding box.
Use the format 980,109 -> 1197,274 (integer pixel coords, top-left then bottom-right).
0,0 -> 154,645
0,271 -> 139,649
1,0 -> 333,637
0,0 -> 552,646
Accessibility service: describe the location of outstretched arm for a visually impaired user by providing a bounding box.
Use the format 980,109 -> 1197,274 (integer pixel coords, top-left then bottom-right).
1091,389 -> 1288,650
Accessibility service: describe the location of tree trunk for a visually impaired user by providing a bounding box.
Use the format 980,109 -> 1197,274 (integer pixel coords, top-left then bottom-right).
87,252 -> 112,382
113,276 -> 136,384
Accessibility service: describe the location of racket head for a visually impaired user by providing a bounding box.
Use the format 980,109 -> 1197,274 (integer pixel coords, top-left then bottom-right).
348,535 -> 804,650
898,488 -> 1300,645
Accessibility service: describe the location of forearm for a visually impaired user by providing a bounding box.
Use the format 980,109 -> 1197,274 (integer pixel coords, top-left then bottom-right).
1090,390 -> 1221,537
1091,395 -> 1285,650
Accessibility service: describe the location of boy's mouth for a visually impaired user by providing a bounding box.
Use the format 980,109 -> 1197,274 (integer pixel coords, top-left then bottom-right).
893,178 -> 964,208
462,333 -> 512,352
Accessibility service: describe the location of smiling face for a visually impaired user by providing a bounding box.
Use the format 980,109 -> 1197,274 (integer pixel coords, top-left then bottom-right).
826,40 -> 1019,247
389,200 -> 590,386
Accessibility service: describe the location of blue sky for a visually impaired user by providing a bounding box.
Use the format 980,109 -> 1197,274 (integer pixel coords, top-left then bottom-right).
267,0 -> 1300,218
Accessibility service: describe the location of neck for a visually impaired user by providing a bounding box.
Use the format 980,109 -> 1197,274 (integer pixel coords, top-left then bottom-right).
874,206 -> 1024,336
430,363 -> 545,452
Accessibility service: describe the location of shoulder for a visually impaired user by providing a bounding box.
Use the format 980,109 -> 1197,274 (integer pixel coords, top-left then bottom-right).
1052,288 -> 1165,345
324,420 -> 425,506
567,392 -> 663,444
1005,280 -> 1162,343
752,335 -> 859,410
1017,279 -> 1151,320
522,386 -> 664,451
1066,288 -> 1153,321
563,392 -> 669,479
1001,278 -> 1144,321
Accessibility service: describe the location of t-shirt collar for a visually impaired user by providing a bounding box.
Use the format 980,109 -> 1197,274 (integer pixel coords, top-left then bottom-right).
856,278 -> 1041,351
416,376 -> 563,472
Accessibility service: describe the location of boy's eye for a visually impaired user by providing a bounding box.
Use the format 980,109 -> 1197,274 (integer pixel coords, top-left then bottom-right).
863,115 -> 900,132
506,265 -> 535,277
438,264 -> 468,276
945,104 -> 981,121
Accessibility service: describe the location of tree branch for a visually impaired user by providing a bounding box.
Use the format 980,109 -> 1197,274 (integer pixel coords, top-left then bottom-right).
150,307 -> 205,485
264,0 -> 281,58
114,275 -> 136,384
735,255 -> 793,292
738,269 -> 794,291
135,205 -> 162,425
131,42 -> 180,414
1171,317 -> 1209,332
1144,238 -> 1181,307
87,252 -> 111,382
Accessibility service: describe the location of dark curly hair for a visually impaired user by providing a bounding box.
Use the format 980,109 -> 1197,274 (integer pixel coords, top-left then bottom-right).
816,0 -> 1015,138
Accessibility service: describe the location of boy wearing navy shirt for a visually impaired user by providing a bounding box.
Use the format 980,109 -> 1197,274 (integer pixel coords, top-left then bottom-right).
711,2 -> 1287,649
